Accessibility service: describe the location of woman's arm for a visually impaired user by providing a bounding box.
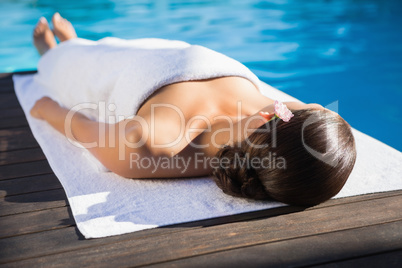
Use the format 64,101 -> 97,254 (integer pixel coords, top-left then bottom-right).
30,96 -> 153,178
30,97 -> 232,179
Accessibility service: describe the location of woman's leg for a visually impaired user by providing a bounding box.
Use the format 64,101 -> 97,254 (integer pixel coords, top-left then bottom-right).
52,12 -> 77,42
33,17 -> 57,56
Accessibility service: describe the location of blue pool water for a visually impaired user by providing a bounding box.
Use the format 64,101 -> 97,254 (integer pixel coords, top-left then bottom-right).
1,0 -> 401,151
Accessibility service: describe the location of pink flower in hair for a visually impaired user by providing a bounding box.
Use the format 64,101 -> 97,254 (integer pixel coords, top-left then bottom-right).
274,100 -> 294,122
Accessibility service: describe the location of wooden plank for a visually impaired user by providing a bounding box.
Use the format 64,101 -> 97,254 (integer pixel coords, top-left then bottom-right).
0,189 -> 399,244
0,83 -> 13,93
0,147 -> 45,166
0,116 -> 28,129
0,223 -> 191,265
0,193 -> 401,266
0,71 -> 36,93
0,77 -> 12,84
0,72 -> 11,77
0,160 -> 53,181
0,73 -> 12,79
318,249 -> 402,267
0,75 -> 14,94
0,127 -> 38,152
0,78 -> 13,93
0,93 -> 20,109
0,207 -> 75,239
0,173 -> 62,198
0,189 -> 67,216
0,108 -> 25,119
146,221 -> 402,268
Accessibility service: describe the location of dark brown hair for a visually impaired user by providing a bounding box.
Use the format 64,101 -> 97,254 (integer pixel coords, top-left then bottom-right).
213,109 -> 356,206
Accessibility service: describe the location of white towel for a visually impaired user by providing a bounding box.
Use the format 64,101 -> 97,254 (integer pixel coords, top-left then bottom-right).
33,37 -> 261,122
13,39 -> 402,239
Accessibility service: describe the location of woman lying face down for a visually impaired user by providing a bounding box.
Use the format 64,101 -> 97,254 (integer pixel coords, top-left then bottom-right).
30,13 -> 356,207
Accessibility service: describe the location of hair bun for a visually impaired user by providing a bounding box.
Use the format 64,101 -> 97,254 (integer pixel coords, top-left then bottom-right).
213,145 -> 269,200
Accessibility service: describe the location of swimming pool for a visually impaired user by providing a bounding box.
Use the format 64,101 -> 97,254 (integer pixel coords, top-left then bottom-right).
1,0 -> 401,151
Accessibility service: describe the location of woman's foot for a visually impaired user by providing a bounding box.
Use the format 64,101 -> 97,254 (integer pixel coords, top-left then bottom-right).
52,12 -> 77,42
33,17 -> 57,55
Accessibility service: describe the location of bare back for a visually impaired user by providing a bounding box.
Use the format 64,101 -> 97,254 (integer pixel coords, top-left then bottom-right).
136,76 -> 273,157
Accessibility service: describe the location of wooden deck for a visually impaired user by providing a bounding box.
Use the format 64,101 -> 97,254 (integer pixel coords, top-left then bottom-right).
0,72 -> 401,267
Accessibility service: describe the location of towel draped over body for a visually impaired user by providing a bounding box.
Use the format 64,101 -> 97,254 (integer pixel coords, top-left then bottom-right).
34,37 -> 261,122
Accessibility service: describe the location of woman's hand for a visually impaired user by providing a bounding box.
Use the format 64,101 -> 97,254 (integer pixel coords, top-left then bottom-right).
30,96 -> 56,120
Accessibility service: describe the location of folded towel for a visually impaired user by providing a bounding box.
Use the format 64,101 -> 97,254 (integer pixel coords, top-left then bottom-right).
13,39 -> 402,239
